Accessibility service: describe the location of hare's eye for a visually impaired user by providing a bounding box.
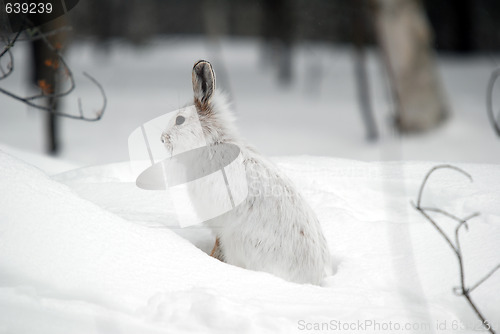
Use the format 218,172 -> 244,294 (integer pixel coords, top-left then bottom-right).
176,115 -> 185,125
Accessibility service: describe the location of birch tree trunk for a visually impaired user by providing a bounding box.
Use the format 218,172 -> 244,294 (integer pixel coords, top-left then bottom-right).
374,0 -> 449,132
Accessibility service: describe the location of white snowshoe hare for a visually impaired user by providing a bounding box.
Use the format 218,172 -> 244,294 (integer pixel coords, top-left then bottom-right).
161,60 -> 332,285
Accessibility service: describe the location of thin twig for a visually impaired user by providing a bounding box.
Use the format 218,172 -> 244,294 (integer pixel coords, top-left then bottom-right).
487,68 -> 500,137
469,264 -> 500,294
1,23 -> 75,101
411,203 -> 458,255
0,46 -> 13,80
0,20 -> 107,121
0,29 -> 22,59
419,206 -> 480,231
79,72 -> 107,121
0,71 -> 106,121
413,164 -> 498,334
416,164 -> 472,208
455,219 -> 467,294
0,31 -> 21,80
21,26 -> 73,42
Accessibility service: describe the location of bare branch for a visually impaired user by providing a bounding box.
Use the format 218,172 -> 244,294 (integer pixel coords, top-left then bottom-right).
20,26 -> 73,42
487,68 -> 500,137
0,21 -> 107,121
413,165 -> 497,334
0,26 -> 75,100
419,206 -> 480,231
455,219 -> 468,294
0,30 -> 22,80
21,24 -> 76,102
411,202 -> 458,255
416,164 -> 472,208
0,45 -> 13,80
0,29 -> 22,59
78,72 -> 107,122
469,264 -> 500,294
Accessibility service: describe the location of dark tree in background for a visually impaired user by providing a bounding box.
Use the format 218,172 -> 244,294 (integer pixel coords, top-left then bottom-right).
260,0 -> 294,85
423,0 -> 500,52
453,0 -> 474,53
423,0 -> 474,53
30,16 -> 69,154
64,0 -> 500,52
352,0 -> 378,141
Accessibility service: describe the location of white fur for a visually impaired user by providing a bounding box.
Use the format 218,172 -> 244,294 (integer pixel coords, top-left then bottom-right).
162,62 -> 332,285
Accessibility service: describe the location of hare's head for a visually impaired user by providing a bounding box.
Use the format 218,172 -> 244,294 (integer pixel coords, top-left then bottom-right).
161,60 -> 236,156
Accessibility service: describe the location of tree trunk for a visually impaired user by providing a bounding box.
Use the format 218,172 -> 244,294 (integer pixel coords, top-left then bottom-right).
30,16 -> 68,155
374,0 -> 449,133
261,0 -> 294,86
352,0 -> 378,141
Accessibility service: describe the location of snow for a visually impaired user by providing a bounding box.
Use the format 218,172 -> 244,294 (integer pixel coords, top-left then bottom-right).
0,143 -> 79,175
1,148 -> 499,333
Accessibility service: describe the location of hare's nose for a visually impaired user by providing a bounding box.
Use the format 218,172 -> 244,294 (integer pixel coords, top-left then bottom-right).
161,133 -> 170,144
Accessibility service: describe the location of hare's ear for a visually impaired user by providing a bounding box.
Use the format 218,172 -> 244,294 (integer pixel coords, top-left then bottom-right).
192,60 -> 216,108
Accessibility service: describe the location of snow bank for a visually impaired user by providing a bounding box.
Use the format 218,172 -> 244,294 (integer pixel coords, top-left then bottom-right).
0,143 -> 79,175
1,149 -> 499,333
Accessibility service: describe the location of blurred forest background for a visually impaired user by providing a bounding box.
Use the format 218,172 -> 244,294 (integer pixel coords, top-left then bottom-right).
1,0 -> 500,165
70,0 -> 500,51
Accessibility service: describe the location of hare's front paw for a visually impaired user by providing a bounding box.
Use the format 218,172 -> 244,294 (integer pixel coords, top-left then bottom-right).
210,237 -> 225,262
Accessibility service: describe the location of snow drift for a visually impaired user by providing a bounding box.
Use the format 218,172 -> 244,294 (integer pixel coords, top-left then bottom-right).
0,149 -> 499,333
